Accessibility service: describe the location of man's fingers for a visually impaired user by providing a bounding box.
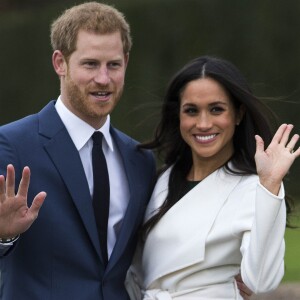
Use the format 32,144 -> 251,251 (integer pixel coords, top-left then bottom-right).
0,175 -> 5,202
238,283 -> 252,296
17,167 -> 31,198
239,290 -> 250,300
235,274 -> 253,299
28,192 -> 47,219
235,274 -> 242,281
5,164 -> 16,197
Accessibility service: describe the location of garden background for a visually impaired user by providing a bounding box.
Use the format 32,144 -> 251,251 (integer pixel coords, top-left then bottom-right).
0,0 -> 299,292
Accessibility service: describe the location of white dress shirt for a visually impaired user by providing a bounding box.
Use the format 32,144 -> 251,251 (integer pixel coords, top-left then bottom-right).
55,97 -> 130,258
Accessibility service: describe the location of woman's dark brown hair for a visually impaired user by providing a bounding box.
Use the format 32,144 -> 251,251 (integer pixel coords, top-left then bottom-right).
140,56 -> 293,235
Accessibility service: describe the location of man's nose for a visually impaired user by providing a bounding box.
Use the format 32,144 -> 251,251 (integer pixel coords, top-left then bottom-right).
94,67 -> 111,85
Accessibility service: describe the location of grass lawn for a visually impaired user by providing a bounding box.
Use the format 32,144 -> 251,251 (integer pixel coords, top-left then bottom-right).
283,210 -> 300,282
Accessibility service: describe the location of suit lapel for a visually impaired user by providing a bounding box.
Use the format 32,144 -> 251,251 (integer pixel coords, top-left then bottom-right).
143,167 -> 242,288
106,128 -> 142,270
38,102 -> 101,258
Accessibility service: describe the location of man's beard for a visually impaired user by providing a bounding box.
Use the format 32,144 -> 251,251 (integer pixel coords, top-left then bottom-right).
63,72 -> 124,125
65,76 -> 98,118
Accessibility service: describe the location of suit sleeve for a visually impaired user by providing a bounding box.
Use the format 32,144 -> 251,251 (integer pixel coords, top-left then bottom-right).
239,181 -> 286,293
0,132 -> 20,170
0,131 -> 22,256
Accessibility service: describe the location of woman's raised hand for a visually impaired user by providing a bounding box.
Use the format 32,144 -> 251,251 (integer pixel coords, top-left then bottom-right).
255,124 -> 300,195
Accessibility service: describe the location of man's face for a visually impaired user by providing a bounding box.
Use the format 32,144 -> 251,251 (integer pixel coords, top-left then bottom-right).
59,30 -> 128,129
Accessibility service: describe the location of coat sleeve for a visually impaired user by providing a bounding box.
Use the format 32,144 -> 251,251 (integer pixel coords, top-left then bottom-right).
240,181 -> 286,293
0,131 -> 21,256
125,241 -> 144,300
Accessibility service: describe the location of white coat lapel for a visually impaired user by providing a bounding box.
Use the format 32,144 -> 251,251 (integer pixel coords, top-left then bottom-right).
143,167 -> 242,288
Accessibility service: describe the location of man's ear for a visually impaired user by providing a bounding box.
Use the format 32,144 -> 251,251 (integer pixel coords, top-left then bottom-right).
124,52 -> 129,69
52,50 -> 67,76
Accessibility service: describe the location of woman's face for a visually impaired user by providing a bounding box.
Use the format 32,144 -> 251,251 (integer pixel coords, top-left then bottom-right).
179,77 -> 243,166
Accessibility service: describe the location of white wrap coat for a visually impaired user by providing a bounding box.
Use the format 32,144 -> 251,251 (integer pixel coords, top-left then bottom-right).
126,166 -> 286,299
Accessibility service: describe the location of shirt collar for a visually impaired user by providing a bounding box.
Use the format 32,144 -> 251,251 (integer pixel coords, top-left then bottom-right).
55,96 -> 114,151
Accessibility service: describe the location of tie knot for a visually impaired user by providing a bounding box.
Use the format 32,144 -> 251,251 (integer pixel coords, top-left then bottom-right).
92,131 -> 103,146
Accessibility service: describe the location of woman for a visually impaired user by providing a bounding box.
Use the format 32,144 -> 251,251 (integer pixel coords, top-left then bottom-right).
126,56 -> 300,299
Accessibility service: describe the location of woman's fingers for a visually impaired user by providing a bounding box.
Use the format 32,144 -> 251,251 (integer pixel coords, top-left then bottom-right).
285,134 -> 300,153
255,135 -> 264,153
279,124 -> 293,146
269,123 -> 287,145
267,124 -> 299,156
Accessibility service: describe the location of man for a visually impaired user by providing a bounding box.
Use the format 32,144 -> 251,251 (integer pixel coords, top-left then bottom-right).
0,2 -> 156,299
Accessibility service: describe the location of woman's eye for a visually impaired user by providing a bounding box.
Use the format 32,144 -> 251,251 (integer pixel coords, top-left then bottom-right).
211,106 -> 225,113
184,107 -> 198,114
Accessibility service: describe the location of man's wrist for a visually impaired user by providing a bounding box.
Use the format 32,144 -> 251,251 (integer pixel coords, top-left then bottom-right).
0,235 -> 20,244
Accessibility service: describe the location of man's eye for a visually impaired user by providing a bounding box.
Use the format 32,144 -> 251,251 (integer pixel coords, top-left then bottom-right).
84,61 -> 97,67
109,62 -> 121,68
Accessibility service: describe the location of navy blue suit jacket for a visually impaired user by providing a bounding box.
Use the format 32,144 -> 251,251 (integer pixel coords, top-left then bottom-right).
0,101 -> 156,300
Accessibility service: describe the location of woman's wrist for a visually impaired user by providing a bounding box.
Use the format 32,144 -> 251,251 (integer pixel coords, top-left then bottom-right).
259,177 -> 281,195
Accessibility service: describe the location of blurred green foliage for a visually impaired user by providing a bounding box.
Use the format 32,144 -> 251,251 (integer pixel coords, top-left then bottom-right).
0,0 -> 299,200
284,207 -> 300,282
